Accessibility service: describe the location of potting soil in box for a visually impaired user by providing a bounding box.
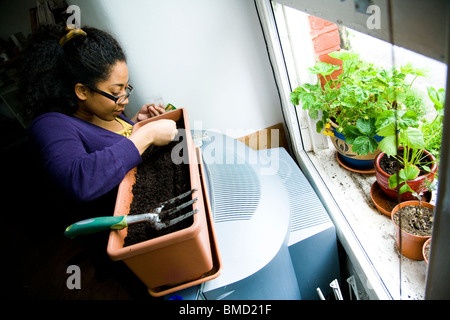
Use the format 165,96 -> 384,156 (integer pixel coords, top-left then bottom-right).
108,108 -> 215,292
124,120 -> 193,246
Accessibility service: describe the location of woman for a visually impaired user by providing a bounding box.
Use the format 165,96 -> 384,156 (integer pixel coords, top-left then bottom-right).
22,26 -> 178,218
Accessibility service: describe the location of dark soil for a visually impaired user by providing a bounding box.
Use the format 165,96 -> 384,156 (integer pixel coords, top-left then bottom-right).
123,120 -> 193,247
379,149 -> 429,176
379,153 -> 401,175
392,205 -> 433,237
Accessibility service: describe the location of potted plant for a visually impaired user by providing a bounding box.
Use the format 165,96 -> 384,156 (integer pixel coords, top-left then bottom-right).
423,238 -> 432,264
391,194 -> 434,260
107,108 -> 220,296
290,50 -> 427,169
374,111 -> 438,202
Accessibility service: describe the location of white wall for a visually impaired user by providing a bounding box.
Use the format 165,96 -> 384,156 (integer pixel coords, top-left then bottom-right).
69,0 -> 283,137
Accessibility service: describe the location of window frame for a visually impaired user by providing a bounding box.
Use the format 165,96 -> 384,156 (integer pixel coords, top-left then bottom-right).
254,0 -> 450,300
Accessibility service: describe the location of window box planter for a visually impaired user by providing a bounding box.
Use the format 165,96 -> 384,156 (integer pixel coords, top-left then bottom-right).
391,200 -> 433,261
107,108 -> 221,296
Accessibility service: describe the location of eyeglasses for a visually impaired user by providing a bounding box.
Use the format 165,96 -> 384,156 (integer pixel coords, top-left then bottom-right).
85,84 -> 133,104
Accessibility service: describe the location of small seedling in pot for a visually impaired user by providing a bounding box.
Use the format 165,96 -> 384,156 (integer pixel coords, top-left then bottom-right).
401,179 -> 436,233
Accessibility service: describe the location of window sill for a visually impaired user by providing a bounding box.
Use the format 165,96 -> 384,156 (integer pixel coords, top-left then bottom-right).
307,140 -> 430,300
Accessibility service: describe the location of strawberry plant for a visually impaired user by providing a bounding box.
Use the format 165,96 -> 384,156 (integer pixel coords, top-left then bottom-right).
377,114 -> 430,194
290,50 -> 427,155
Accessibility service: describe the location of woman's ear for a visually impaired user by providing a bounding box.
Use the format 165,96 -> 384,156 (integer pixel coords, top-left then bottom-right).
74,83 -> 88,100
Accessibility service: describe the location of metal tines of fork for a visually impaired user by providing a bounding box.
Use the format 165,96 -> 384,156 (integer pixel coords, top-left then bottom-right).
127,188 -> 200,230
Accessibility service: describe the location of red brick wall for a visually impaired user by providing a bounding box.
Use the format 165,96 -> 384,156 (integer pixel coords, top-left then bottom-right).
308,16 -> 342,84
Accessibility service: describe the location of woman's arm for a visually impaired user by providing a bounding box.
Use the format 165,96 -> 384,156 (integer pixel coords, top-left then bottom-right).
29,114 -> 142,202
128,119 -> 178,155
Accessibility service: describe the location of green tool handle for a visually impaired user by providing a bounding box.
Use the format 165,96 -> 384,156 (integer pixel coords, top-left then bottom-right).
64,216 -> 128,239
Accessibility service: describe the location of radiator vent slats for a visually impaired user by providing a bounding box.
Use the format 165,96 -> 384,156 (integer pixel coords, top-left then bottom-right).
205,150 -> 330,230
208,164 -> 260,223
276,156 -> 331,232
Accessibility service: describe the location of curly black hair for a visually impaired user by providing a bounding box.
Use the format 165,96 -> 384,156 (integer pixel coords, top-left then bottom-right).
20,25 -> 126,121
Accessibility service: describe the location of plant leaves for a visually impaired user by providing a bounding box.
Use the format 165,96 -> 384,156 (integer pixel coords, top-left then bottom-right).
399,183 -> 414,194
377,122 -> 396,137
398,110 -> 419,129
427,86 -> 446,114
388,165 -> 419,195
403,127 -> 425,150
389,174 -> 399,188
356,118 -> 376,136
375,110 -> 419,132
341,95 -> 357,108
342,125 -> 361,144
316,120 -> 324,133
309,62 -> 340,77
290,91 -> 300,105
378,134 -> 398,156
351,136 -> 378,155
401,63 -> 428,77
375,111 -> 396,131
328,50 -> 359,61
309,109 -> 319,120
400,164 -> 420,181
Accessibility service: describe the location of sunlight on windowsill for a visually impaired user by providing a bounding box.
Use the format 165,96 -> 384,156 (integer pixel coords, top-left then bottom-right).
307,139 -> 433,300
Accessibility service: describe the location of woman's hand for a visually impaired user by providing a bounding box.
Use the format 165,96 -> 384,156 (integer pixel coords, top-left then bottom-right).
132,103 -> 166,123
128,119 -> 178,155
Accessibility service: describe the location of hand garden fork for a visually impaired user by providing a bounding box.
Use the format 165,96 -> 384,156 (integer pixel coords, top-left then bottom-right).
64,189 -> 199,239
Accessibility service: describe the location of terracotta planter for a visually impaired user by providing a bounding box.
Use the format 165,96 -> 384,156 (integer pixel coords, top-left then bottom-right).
330,126 -> 383,170
391,201 -> 433,260
374,149 -> 437,202
107,108 -> 215,295
423,238 -> 432,264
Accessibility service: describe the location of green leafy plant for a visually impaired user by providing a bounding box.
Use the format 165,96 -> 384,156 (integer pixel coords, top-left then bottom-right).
377,114 -> 433,194
412,179 -> 437,210
290,50 -> 427,155
421,87 -> 445,166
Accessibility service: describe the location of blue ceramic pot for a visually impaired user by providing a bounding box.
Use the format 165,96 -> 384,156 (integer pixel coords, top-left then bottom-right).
330,128 -> 383,170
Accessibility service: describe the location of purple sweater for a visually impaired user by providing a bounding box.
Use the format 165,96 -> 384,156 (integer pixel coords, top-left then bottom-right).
28,112 -> 142,202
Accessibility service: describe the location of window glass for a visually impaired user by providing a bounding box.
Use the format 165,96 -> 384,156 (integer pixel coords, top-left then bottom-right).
270,1 -> 447,300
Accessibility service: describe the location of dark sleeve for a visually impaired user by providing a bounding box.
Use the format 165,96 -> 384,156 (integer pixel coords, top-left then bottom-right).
29,114 -> 141,202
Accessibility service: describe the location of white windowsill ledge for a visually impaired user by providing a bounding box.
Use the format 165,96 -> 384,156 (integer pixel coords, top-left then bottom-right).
307,140 -> 431,300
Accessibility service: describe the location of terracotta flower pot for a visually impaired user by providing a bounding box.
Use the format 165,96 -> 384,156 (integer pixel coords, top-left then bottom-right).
107,108 -> 215,294
423,238 -> 432,264
374,149 -> 437,202
391,201 -> 433,260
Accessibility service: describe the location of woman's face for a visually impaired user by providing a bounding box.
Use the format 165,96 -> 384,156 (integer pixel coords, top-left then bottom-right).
77,60 -> 130,121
